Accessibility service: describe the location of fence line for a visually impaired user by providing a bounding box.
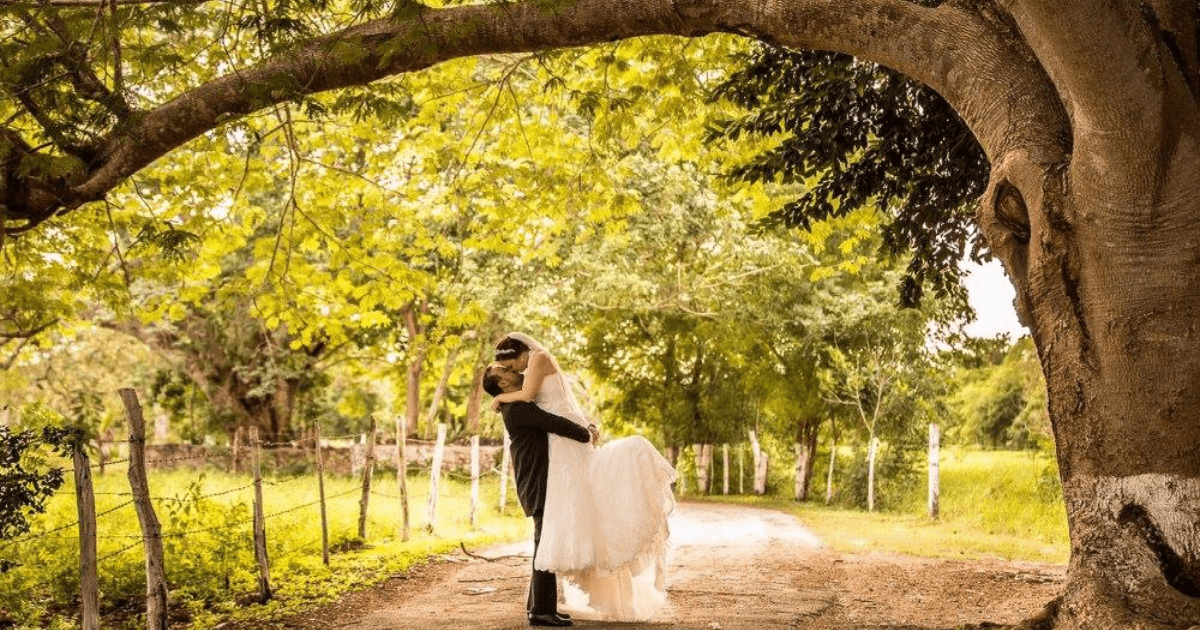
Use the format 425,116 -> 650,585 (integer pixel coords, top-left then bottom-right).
2,390 -> 524,629
9,413 -> 950,629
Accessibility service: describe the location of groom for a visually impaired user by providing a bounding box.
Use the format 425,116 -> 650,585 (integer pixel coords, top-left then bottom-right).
483,363 -> 594,628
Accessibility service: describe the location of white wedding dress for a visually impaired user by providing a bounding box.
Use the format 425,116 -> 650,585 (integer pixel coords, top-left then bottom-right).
513,339 -> 676,621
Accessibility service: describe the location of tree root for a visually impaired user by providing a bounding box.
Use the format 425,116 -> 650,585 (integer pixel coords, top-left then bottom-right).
1010,586 -> 1200,630
1011,596 -> 1060,630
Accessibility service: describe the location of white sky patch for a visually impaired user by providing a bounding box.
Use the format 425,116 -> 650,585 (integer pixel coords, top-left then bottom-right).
962,258 -> 1028,339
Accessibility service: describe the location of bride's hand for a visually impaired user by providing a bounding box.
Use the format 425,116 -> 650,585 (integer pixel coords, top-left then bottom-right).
491,398 -> 502,412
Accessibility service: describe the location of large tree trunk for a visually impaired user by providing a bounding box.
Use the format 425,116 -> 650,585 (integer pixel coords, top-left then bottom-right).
941,3 -> 1200,626
981,115 -> 1200,630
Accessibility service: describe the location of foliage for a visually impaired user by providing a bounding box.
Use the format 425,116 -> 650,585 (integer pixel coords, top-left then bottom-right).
945,337 -> 1050,450
835,441 -> 924,511
817,299 -> 949,504
0,466 -> 528,629
708,45 -> 990,307
0,412 -> 79,558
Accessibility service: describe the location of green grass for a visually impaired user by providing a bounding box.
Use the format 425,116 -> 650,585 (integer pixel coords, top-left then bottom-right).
690,448 -> 1069,564
1,465 -> 530,630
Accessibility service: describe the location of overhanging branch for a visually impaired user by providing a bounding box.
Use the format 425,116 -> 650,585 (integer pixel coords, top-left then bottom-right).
0,319 -> 59,339
10,0 -> 1067,236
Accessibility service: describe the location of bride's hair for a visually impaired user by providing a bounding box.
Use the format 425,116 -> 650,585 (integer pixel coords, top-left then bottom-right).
494,336 -> 530,360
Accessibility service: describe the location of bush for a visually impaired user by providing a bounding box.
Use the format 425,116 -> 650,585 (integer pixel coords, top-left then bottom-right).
834,443 -> 923,511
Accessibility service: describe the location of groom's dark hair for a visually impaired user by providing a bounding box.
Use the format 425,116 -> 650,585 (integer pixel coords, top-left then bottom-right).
483,365 -> 522,398
482,368 -> 505,397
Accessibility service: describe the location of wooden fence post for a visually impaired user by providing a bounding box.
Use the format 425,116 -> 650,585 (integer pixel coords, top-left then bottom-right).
358,417 -> 377,540
426,423 -> 446,533
396,415 -> 410,542
119,389 -> 168,630
314,422 -> 330,566
499,432 -> 511,514
928,423 -> 941,519
72,445 -> 99,630
722,443 -> 730,495
694,443 -> 713,494
469,435 -> 480,529
249,426 -> 272,601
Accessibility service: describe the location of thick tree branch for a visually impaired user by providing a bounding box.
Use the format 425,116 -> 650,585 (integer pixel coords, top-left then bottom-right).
1000,0 -> 1195,171
0,319 -> 58,339
10,0 -> 1068,235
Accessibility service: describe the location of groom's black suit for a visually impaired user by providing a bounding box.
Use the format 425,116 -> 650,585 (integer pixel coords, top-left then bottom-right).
498,401 -> 591,616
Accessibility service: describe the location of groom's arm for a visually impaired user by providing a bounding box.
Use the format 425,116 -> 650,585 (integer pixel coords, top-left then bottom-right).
506,402 -> 590,443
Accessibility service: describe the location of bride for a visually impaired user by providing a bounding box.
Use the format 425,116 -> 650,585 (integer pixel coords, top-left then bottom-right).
490,332 -> 677,621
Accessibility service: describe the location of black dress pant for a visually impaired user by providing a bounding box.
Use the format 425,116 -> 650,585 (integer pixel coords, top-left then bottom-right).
528,512 -> 558,615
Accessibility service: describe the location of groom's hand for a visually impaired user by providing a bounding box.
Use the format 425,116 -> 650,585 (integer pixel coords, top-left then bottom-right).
587,424 -> 600,446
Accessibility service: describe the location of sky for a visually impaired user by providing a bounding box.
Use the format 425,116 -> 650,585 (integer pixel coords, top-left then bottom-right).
961,258 -> 1028,339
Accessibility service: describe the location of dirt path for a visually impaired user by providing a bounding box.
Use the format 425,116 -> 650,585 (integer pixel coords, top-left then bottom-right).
248,502 -> 1064,630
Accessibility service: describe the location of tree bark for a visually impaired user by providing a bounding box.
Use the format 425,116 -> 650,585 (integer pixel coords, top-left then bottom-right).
794,417 -> 821,501
422,344 -> 461,437
975,3 -> 1200,617
403,301 -> 428,440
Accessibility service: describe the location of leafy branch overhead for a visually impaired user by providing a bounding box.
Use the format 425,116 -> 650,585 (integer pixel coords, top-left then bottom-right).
1,0 -> 1056,246
708,46 -> 989,307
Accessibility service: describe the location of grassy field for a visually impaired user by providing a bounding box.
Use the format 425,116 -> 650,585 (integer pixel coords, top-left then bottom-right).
0,465 -> 531,630
690,448 -> 1069,564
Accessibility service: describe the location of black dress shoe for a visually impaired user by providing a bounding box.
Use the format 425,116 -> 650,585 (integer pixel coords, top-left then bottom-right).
555,613 -> 571,622
528,612 -> 573,627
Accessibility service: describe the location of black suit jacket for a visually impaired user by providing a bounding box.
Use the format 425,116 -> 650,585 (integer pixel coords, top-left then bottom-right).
500,401 -> 591,517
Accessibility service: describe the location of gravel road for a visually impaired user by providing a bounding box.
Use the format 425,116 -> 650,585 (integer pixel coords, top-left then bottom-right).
249,502 -> 1064,630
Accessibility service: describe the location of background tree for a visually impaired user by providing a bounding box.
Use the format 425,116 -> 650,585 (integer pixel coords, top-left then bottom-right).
947,337 -> 1051,451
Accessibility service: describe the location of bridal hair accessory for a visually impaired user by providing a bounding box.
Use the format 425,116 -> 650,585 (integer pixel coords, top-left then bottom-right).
495,347 -> 519,358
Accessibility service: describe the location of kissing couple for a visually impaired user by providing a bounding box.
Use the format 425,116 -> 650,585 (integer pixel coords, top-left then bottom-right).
483,332 -> 677,626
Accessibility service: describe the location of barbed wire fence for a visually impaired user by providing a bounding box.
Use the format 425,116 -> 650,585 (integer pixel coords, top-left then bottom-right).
1,388 -> 514,630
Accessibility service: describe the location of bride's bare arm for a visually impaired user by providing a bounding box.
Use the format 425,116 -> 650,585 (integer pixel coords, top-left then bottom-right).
493,352 -> 555,405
